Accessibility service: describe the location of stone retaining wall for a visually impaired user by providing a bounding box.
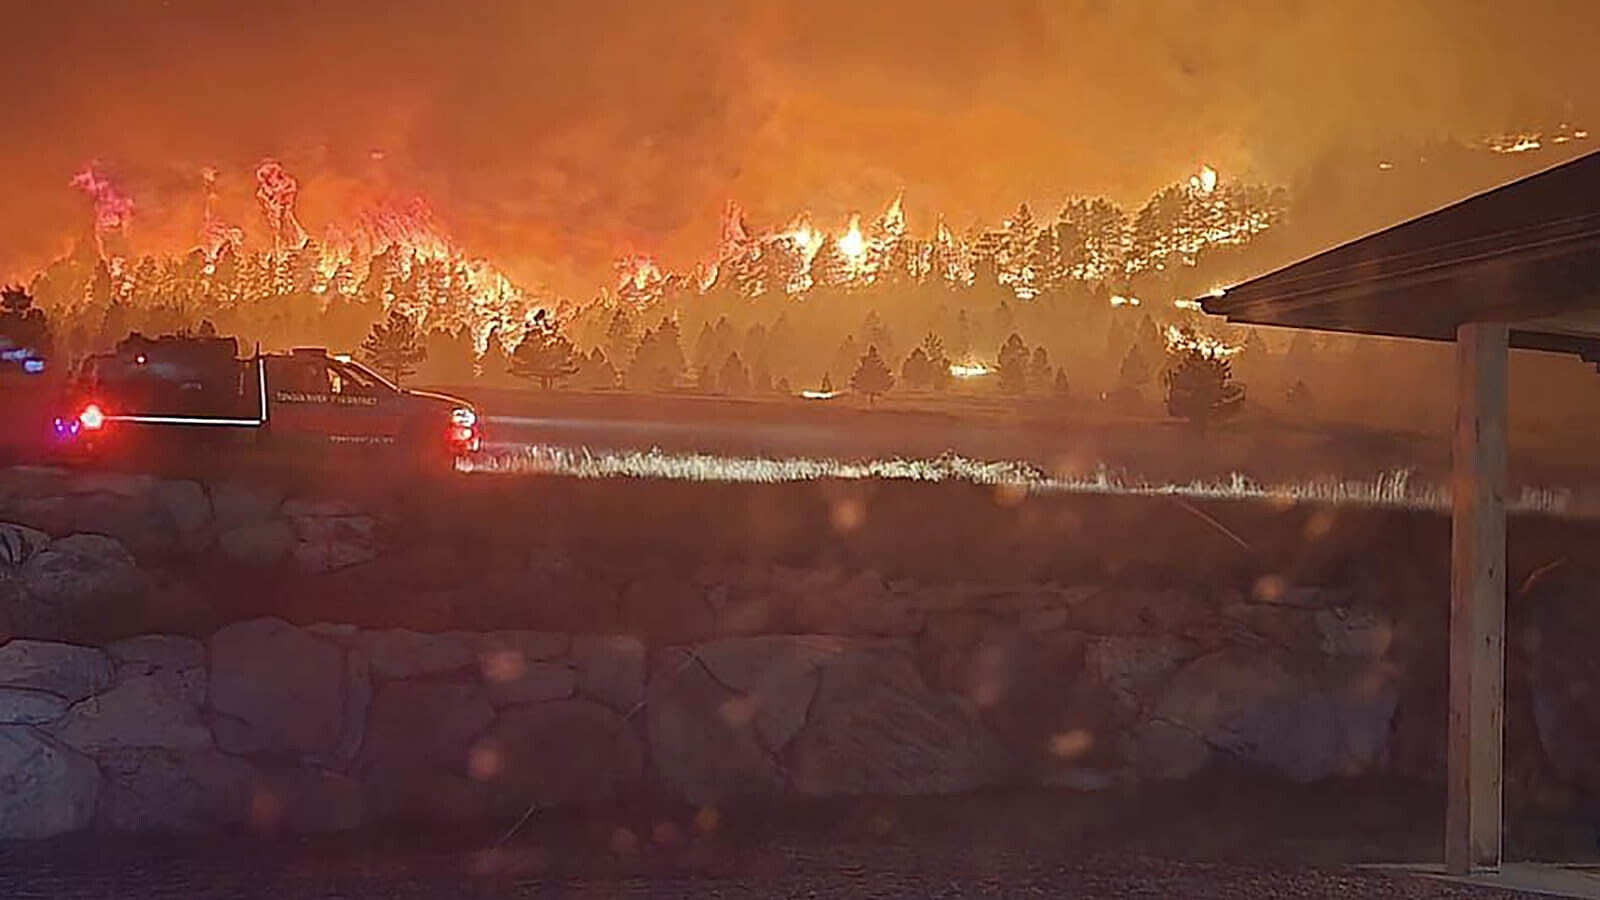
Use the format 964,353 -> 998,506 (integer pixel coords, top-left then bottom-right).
0,604 -> 1410,840
2,465 -> 1597,839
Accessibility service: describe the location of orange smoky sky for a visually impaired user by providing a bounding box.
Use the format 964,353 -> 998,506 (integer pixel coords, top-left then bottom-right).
2,0 -> 1596,295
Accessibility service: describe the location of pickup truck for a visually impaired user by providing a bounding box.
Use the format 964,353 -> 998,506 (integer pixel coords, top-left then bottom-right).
52,334 -> 479,468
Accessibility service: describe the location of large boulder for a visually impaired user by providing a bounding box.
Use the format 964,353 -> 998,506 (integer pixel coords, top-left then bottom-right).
360,680 -> 495,773
50,673 -> 213,753
789,571 -> 924,637
151,480 -> 212,540
353,629 -> 476,680
248,767 -> 366,834
0,640 -> 112,703
209,482 -> 283,531
695,635 -> 843,752
106,634 -> 207,703
0,726 -> 101,838
473,699 -> 643,810
291,516 -> 381,574
218,520 -> 295,567
791,645 -> 1011,795
1154,649 -> 1398,782
476,631 -> 574,706
93,748 -> 257,832
1084,635 -> 1196,716
0,687 -> 70,725
0,523 -> 49,570
1062,586 -> 1214,636
1123,720 -> 1213,781
646,649 -> 783,804
572,635 -> 646,714
1524,565 -> 1600,788
208,618 -> 365,761
18,533 -> 147,611
954,627 -> 1123,776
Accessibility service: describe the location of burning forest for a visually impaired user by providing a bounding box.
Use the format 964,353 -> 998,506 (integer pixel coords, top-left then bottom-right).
12,126 -> 1597,441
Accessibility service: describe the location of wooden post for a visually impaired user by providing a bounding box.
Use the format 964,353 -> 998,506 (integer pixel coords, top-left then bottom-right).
1445,321 -> 1508,874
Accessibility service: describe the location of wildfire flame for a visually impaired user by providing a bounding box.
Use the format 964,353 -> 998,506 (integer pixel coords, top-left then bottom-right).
837,215 -> 866,259
1165,324 -> 1240,359
198,167 -> 243,261
254,159 -> 307,251
1189,165 -> 1219,194
69,164 -> 134,255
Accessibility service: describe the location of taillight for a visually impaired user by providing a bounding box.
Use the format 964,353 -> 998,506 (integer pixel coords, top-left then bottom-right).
78,403 -> 106,431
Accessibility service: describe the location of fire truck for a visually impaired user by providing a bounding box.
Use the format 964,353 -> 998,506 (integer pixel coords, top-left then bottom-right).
52,333 -> 479,468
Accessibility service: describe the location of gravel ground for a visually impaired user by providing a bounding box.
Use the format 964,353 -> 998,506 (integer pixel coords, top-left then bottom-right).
0,836 -> 1544,899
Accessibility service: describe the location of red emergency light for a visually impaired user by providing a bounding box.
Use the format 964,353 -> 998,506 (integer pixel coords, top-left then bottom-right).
78,403 -> 107,431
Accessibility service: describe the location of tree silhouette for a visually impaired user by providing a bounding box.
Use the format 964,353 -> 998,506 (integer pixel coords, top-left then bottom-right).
819,372 -> 835,394
1285,379 -> 1315,415
1162,336 -> 1246,427
901,346 -> 932,389
1118,343 -> 1153,395
718,351 -> 750,395
850,344 -> 895,404
1053,367 -> 1071,397
509,317 -> 580,389
1028,346 -> 1052,391
997,333 -> 1030,395
479,327 -> 512,386
0,285 -> 54,361
358,310 -> 426,385
421,327 -> 475,385
574,347 -> 619,390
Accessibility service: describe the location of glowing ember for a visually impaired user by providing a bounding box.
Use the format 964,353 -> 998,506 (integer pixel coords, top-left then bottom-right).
800,389 -> 841,400
1109,294 -> 1140,307
1172,299 -> 1203,311
1189,165 -> 1219,194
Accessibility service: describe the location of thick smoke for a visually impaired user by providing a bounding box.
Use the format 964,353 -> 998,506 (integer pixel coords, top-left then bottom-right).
2,0 -> 1595,293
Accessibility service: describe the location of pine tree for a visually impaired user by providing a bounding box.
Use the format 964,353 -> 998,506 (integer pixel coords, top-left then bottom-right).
479,326 -> 512,386
1118,343 -> 1153,395
718,351 -> 750,395
820,372 -> 835,394
861,310 -> 894,361
508,318 -> 580,389
1053,367 -> 1071,397
831,334 -> 860,386
1162,333 -> 1246,427
358,309 -> 427,385
574,347 -> 619,390
996,333 -> 1030,395
1028,346 -> 1052,391
1285,379 -> 1315,414
850,345 -> 895,404
901,346 -> 932,389
0,285 -> 53,360
604,306 -> 637,363
421,327 -> 475,385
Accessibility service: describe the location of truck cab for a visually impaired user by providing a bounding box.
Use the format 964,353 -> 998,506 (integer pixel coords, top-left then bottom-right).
56,335 -> 478,468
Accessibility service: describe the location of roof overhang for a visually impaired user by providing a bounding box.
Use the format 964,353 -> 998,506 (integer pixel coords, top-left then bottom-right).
1199,148 -> 1600,366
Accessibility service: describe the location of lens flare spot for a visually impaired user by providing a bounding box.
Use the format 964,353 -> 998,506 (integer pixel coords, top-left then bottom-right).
830,497 -> 866,533
467,741 -> 504,781
481,649 -> 527,684
1050,729 -> 1096,760
693,806 -> 722,835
